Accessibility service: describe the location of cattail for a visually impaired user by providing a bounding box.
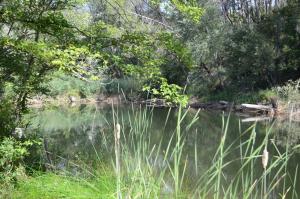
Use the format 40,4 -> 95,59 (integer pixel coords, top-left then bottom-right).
262,148 -> 269,169
115,123 -> 121,140
114,123 -> 121,199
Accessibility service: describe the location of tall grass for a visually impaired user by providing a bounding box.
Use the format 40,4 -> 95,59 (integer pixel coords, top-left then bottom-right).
106,106 -> 299,198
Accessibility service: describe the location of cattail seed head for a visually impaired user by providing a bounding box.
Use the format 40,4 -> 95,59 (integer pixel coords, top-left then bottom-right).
116,123 -> 121,140
262,148 -> 269,169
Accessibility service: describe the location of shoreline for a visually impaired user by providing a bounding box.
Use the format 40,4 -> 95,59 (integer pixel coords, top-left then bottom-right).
27,94 -> 299,121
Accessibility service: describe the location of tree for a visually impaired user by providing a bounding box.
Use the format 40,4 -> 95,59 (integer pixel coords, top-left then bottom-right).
85,0 -> 200,105
257,0 -> 300,83
0,0 -> 96,117
223,26 -> 275,90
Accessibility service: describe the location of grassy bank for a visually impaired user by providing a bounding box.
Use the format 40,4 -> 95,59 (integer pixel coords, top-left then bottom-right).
12,172 -> 115,199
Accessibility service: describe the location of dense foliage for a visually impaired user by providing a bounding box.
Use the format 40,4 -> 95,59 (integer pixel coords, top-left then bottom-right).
1,0 -> 299,109
0,0 -> 299,131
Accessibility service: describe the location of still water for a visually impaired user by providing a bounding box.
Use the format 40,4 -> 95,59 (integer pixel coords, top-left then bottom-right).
25,104 -> 300,198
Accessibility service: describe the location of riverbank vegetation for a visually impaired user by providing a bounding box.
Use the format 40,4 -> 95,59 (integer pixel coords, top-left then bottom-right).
2,106 -> 300,198
0,0 -> 300,198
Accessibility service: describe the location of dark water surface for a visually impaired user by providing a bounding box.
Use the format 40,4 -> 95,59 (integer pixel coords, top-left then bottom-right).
25,104 -> 300,198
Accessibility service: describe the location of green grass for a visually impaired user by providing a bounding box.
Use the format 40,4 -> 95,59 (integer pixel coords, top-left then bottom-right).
12,172 -> 116,199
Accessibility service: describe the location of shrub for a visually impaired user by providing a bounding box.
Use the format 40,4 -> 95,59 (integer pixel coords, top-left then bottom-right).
142,76 -> 188,106
0,137 -> 34,191
273,79 -> 300,102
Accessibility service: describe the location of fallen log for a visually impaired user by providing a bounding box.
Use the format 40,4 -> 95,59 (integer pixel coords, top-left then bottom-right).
241,104 -> 272,110
241,117 -> 272,123
189,100 -> 280,116
240,103 -> 275,116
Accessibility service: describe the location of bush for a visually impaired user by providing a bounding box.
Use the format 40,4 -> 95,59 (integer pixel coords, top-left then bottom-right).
273,79 -> 300,102
142,76 -> 188,106
0,137 -> 34,196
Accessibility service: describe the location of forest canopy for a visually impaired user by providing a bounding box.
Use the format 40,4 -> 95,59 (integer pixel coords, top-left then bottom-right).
0,0 -> 299,115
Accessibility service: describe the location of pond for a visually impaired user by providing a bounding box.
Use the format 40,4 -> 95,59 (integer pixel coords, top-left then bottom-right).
24,104 -> 300,198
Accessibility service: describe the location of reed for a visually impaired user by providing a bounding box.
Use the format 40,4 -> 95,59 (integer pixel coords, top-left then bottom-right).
114,123 -> 121,199
106,105 -> 300,198
38,104 -> 296,199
